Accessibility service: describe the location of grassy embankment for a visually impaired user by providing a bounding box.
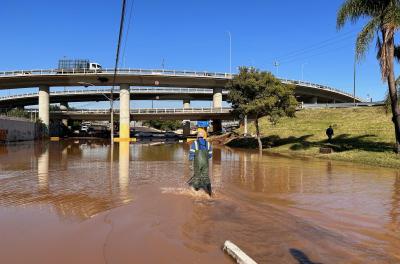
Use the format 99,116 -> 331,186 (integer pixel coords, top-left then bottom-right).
226,107 -> 400,168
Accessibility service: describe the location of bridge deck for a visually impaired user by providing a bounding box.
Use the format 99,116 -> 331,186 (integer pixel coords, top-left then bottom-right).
0,68 -> 363,103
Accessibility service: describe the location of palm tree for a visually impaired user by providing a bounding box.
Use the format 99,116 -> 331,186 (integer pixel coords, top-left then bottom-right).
337,0 -> 400,153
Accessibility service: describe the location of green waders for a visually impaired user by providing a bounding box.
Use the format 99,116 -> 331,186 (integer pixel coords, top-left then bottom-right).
189,148 -> 212,196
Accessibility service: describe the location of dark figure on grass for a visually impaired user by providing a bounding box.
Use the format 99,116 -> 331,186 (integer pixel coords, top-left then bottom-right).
326,125 -> 334,142
188,130 -> 213,197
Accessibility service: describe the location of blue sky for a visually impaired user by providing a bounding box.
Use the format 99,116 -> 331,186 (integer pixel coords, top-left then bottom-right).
0,0 -> 396,108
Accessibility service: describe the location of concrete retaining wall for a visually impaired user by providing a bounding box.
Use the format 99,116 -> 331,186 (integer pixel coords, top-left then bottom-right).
0,116 -> 36,142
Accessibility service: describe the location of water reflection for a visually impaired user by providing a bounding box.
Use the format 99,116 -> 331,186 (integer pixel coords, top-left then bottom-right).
390,172 -> 400,232
119,142 -> 132,203
37,144 -> 49,193
211,148 -> 222,190
0,140 -> 140,220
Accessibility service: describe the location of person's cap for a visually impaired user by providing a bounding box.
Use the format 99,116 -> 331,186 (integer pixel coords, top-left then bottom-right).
197,130 -> 205,138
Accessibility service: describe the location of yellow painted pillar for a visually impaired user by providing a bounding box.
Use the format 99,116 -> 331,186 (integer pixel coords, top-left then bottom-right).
119,84 -> 131,140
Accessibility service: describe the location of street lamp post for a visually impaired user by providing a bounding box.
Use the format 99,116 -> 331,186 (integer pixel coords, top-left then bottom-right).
274,61 -> 280,76
301,62 -> 308,81
227,31 -> 232,76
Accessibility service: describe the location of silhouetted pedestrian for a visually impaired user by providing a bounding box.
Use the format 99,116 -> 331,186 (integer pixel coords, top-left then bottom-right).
326,125 -> 334,142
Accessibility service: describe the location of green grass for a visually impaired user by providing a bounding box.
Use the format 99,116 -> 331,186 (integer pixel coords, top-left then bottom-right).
227,106 -> 400,168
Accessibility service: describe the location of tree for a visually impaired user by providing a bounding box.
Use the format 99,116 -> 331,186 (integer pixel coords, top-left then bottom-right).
226,67 -> 297,152
3,108 -> 30,119
337,0 -> 400,152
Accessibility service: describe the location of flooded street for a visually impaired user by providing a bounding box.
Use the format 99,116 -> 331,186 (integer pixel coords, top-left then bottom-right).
0,140 -> 399,264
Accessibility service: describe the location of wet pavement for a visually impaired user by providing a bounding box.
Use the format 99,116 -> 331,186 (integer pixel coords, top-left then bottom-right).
0,140 -> 399,263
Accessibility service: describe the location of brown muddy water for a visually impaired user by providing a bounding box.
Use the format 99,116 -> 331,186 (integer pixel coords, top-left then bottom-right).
0,140 -> 399,264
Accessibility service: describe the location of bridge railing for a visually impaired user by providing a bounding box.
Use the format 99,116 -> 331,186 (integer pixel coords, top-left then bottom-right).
280,79 -> 364,102
46,107 -> 232,115
0,68 -> 232,79
299,102 -> 384,109
0,88 -> 229,101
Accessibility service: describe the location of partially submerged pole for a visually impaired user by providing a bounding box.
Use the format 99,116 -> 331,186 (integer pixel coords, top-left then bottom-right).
223,240 -> 257,264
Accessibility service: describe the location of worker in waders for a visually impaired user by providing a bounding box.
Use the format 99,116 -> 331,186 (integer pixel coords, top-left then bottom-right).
188,130 -> 213,196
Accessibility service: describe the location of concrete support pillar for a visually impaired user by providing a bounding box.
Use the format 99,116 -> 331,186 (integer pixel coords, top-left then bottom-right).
212,88 -> 223,134
39,85 -> 50,136
311,96 -> 318,104
60,102 -> 69,127
60,102 -> 68,111
213,88 -> 223,108
183,99 -> 191,136
213,120 -> 222,134
183,99 -> 190,109
183,122 -> 191,136
61,119 -> 68,127
119,84 -> 131,140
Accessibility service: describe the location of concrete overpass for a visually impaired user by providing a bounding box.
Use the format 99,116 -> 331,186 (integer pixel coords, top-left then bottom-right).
0,68 -> 364,140
44,107 -> 233,121
0,88 -> 230,107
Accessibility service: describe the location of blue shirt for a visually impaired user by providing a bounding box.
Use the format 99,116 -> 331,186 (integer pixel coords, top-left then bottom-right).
189,138 -> 212,160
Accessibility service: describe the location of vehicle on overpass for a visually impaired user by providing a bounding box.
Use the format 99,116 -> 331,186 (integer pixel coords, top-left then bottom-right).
57,59 -> 102,73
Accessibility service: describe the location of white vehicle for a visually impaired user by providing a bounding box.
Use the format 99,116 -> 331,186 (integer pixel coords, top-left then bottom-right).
57,59 -> 102,73
80,125 -> 89,132
88,62 -> 102,71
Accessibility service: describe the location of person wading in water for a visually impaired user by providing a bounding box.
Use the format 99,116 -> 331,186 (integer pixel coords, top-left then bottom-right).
188,130 -> 213,196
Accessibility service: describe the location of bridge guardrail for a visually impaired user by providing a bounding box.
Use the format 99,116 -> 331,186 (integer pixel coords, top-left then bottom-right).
300,102 -> 383,109
280,79 -> 363,102
0,68 -> 232,79
40,107 -> 232,115
0,88 -> 229,101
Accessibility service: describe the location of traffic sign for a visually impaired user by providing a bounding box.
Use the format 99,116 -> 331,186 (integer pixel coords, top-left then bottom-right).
197,121 -> 209,128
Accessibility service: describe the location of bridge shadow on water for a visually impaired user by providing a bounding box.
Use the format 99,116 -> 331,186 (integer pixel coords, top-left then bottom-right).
289,248 -> 323,264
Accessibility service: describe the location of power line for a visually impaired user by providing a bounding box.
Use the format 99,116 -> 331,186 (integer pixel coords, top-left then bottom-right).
279,42 -> 354,65
271,29 -> 359,63
110,0 -> 128,143
122,0 -> 136,68
278,34 -> 356,64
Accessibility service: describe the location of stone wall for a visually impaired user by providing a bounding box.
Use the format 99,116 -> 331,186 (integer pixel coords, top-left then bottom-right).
0,116 -> 37,142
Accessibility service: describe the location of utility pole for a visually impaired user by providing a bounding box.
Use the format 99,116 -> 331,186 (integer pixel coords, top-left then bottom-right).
353,54 -> 356,106
111,0 -> 127,144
